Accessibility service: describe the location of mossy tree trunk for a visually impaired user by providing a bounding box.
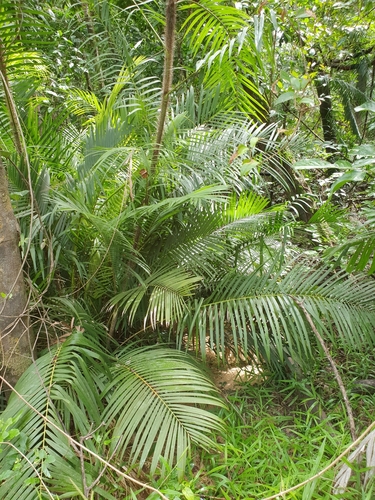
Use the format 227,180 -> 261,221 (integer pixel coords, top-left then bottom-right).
0,157 -> 34,396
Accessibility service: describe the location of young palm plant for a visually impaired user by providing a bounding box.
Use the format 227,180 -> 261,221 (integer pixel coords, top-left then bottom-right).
3,1 -> 375,499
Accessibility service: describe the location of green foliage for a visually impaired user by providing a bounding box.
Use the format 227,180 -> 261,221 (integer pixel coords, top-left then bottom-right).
148,359 -> 375,499
176,261 -> 375,371
2,0 -> 375,498
180,0 -> 267,118
0,332 -> 224,497
103,345 -> 225,476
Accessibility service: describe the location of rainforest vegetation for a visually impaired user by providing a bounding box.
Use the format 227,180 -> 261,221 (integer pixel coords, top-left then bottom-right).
1,0 -> 375,498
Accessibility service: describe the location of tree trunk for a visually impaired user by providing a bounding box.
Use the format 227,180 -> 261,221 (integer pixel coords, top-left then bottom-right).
0,156 -> 33,396
315,74 -> 337,156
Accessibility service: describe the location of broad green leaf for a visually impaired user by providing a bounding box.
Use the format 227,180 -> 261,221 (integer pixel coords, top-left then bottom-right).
330,170 -> 366,194
300,97 -> 314,105
295,8 -> 315,18
237,144 -> 248,155
274,91 -> 296,105
335,160 -> 352,169
250,136 -> 259,149
241,159 -> 260,175
349,144 -> 375,156
182,486 -> 196,500
294,159 -> 333,169
353,158 -> 375,168
354,101 -> 375,113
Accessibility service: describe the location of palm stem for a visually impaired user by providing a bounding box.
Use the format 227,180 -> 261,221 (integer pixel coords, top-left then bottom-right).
150,0 -> 176,173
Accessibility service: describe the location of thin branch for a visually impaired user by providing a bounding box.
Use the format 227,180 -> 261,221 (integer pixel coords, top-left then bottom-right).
262,420 -> 375,500
150,0 -> 176,173
290,296 -> 357,441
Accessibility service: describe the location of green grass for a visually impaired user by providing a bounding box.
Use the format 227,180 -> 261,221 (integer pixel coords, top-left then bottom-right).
193,385 -> 347,499
147,375 -> 375,499
123,346 -> 375,499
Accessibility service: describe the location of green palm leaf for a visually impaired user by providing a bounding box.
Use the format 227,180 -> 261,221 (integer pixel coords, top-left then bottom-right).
324,230 -> 375,274
0,330 -> 225,493
110,266 -> 202,326
177,262 -> 375,371
180,0 -> 267,118
103,345 -> 225,478
0,332 -> 108,499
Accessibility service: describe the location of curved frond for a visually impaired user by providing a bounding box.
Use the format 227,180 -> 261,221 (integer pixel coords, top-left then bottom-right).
332,78 -> 367,138
177,262 -> 375,371
0,332 -> 108,499
180,0 -> 267,119
111,267 -> 202,327
324,229 -> 375,274
103,345 -> 225,478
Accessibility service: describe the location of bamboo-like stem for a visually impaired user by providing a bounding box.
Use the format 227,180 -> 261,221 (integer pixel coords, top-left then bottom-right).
150,0 -> 176,173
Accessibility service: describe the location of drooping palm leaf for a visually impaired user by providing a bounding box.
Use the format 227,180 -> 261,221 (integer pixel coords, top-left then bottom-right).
110,266 -> 202,327
324,230 -> 375,274
0,328 -> 225,493
180,0 -> 267,119
103,345 -> 225,478
177,261 -> 375,371
0,331 -> 108,499
331,78 -> 368,138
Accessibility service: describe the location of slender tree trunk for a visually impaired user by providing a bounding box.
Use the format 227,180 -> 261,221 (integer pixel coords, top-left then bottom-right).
315,74 -> 337,155
151,0 -> 177,173
0,156 -> 33,396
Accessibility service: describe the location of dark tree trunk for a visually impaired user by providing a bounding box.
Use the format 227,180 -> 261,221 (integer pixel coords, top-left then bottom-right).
0,39 -> 34,397
315,74 -> 337,155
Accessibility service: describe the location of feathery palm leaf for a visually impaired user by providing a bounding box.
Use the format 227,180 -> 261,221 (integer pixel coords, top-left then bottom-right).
180,0 -> 267,119
110,266 -> 202,327
177,262 -> 375,370
103,345 -> 225,478
0,334 -> 225,494
324,230 -> 375,274
0,332 -> 108,499
331,78 -> 368,138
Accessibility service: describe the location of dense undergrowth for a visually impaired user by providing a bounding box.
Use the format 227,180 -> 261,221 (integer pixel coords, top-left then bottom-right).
2,0 -> 375,498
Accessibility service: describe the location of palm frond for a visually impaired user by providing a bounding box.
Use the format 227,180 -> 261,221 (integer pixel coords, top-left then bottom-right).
177,262 -> 375,370
0,1 -> 51,81
103,345 -> 225,478
324,229 -> 375,274
332,78 -> 367,138
110,266 -> 202,327
1,329 -> 224,491
0,332 -> 108,499
180,0 -> 267,119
